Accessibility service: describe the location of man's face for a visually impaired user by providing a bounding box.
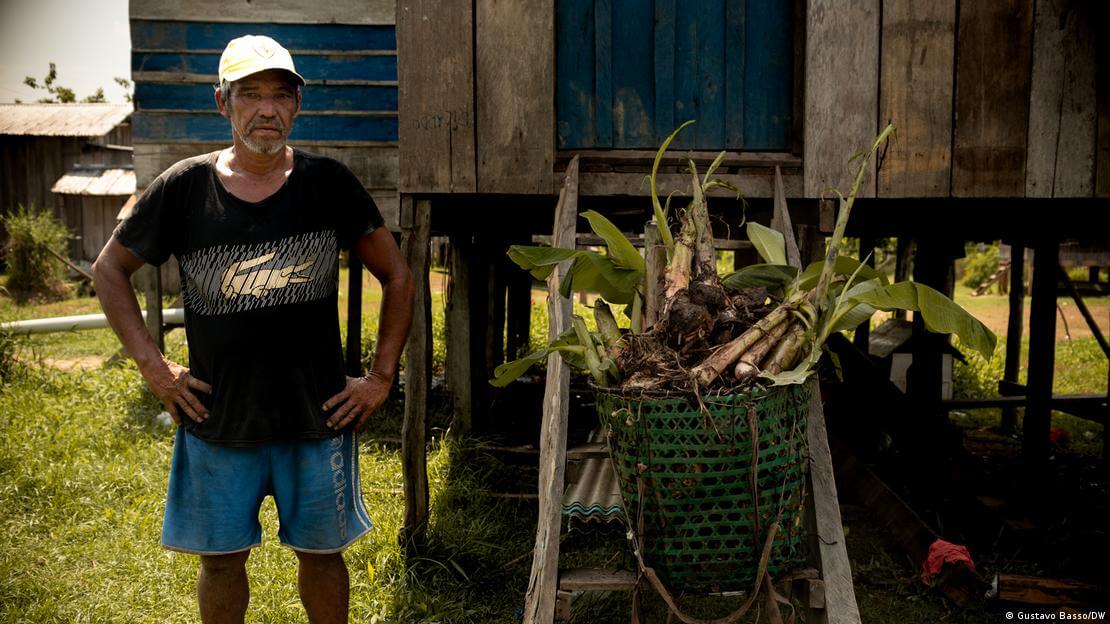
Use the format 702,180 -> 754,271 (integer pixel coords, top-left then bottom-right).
217,70 -> 301,156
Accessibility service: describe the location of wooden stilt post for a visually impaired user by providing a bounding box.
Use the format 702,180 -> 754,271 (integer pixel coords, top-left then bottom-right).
522,156 -> 578,624
141,265 -> 164,352
505,253 -> 533,362
909,238 -> 948,417
1000,244 -> 1025,434
447,233 -> 475,435
486,239 -> 507,373
400,196 -> 432,557
1024,240 -> 1059,467
853,235 -> 876,352
345,253 -> 363,376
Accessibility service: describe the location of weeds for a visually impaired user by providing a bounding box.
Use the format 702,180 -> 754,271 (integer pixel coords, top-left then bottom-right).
1,205 -> 71,302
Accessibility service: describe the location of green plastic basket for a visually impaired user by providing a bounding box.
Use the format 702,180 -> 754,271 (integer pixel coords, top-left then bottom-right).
597,383 -> 811,593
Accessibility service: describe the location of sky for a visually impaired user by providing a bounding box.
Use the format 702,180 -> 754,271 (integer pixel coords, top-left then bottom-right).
0,0 -> 131,104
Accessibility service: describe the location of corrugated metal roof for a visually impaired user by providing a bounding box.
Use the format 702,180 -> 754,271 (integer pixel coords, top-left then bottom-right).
52,167 -> 136,196
563,431 -> 625,525
0,103 -> 132,137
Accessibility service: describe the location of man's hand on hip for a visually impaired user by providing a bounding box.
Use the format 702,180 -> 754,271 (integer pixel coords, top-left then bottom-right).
141,357 -> 212,424
323,373 -> 391,432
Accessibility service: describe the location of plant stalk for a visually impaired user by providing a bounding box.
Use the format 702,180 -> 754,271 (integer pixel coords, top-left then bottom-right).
733,320 -> 794,384
691,292 -> 803,386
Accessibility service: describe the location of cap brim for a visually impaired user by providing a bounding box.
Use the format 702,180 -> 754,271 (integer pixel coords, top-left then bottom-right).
222,67 -> 305,86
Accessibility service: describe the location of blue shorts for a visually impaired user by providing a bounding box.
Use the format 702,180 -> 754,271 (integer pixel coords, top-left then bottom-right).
162,427 -> 373,555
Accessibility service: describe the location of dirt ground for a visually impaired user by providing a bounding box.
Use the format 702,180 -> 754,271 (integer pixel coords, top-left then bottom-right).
960,294 -> 1110,341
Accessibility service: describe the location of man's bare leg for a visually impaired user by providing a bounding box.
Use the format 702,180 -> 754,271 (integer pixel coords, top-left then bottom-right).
198,551 -> 250,623
295,550 -> 349,623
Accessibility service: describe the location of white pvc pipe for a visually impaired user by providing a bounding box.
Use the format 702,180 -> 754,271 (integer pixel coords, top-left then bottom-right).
0,309 -> 184,335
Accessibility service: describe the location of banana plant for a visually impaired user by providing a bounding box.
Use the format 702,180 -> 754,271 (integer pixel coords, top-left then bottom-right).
491,209 -> 641,388
719,124 -> 995,386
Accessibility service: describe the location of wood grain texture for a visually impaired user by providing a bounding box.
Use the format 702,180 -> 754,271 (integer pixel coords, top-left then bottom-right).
130,0 -> 394,25
806,379 -> 862,624
571,169 -> 803,198
1025,0 -> 1097,197
803,0 -> 880,198
446,235 -> 476,436
522,157 -> 578,624
396,0 -> 476,193
1099,13 -> 1110,198
952,0 -> 1034,197
475,0 -> 554,194
877,0 -> 956,197
1100,52 -> 1110,197
133,143 -> 397,188
400,197 -> 432,556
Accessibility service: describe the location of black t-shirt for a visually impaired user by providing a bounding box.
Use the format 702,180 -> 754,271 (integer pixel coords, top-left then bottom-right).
114,149 -> 384,446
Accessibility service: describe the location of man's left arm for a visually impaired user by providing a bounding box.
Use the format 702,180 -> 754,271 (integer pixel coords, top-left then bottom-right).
324,227 -> 414,431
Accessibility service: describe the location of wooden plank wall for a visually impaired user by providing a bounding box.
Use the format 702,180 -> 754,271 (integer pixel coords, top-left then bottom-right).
475,0 -> 554,194
803,0 -> 880,198
877,0 -> 955,197
1025,0 -> 1097,198
811,0 -> 1102,201
396,0 -> 476,194
951,0 -> 1034,197
60,195 -> 127,263
129,0 -> 400,227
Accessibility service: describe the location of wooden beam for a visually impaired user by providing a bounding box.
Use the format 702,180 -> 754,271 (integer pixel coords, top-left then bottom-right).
475,0 -> 554,194
805,378 -> 862,624
522,156 -> 578,624
345,258 -> 363,376
532,233 -> 753,252
576,170 -> 803,199
804,0 -> 880,198
1001,244 -> 1025,434
141,265 -> 164,352
1024,239 -> 1059,465
833,443 -> 987,607
400,196 -> 432,557
446,235 -> 474,435
505,255 -> 533,362
991,574 -> 1110,608
557,568 -> 637,592
397,0 -> 476,193
556,149 -> 802,169
130,0 -> 395,24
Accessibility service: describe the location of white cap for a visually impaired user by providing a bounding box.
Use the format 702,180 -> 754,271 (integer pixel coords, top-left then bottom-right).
218,35 -> 305,86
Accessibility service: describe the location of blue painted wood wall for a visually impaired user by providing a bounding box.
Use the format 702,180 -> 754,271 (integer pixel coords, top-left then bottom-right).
131,20 -> 397,144
557,0 -> 794,151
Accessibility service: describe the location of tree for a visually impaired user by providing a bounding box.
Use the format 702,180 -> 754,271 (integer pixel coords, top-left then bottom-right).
22,62 -> 129,104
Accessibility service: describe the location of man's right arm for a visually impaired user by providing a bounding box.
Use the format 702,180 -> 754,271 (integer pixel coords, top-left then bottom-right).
92,240 -> 211,424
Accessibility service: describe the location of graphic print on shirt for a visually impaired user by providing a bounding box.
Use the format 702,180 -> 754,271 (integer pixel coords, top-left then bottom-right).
180,230 -> 338,315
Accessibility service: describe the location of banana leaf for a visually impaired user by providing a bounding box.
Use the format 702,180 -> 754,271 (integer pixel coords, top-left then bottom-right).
848,281 -> 996,359
581,210 -> 644,271
796,256 -> 888,292
746,222 -> 787,266
721,263 -> 798,291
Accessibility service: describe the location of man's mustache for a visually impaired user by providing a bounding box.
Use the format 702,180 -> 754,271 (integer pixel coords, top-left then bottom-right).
248,120 -> 286,133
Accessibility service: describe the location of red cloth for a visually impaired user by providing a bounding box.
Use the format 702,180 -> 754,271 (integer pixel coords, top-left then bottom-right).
920,539 -> 976,585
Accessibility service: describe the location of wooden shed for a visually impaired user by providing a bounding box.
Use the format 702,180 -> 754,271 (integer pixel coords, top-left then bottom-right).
0,103 -> 132,231
50,165 -> 137,263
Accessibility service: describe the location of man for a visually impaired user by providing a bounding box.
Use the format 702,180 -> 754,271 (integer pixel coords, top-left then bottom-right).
92,35 -> 413,623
